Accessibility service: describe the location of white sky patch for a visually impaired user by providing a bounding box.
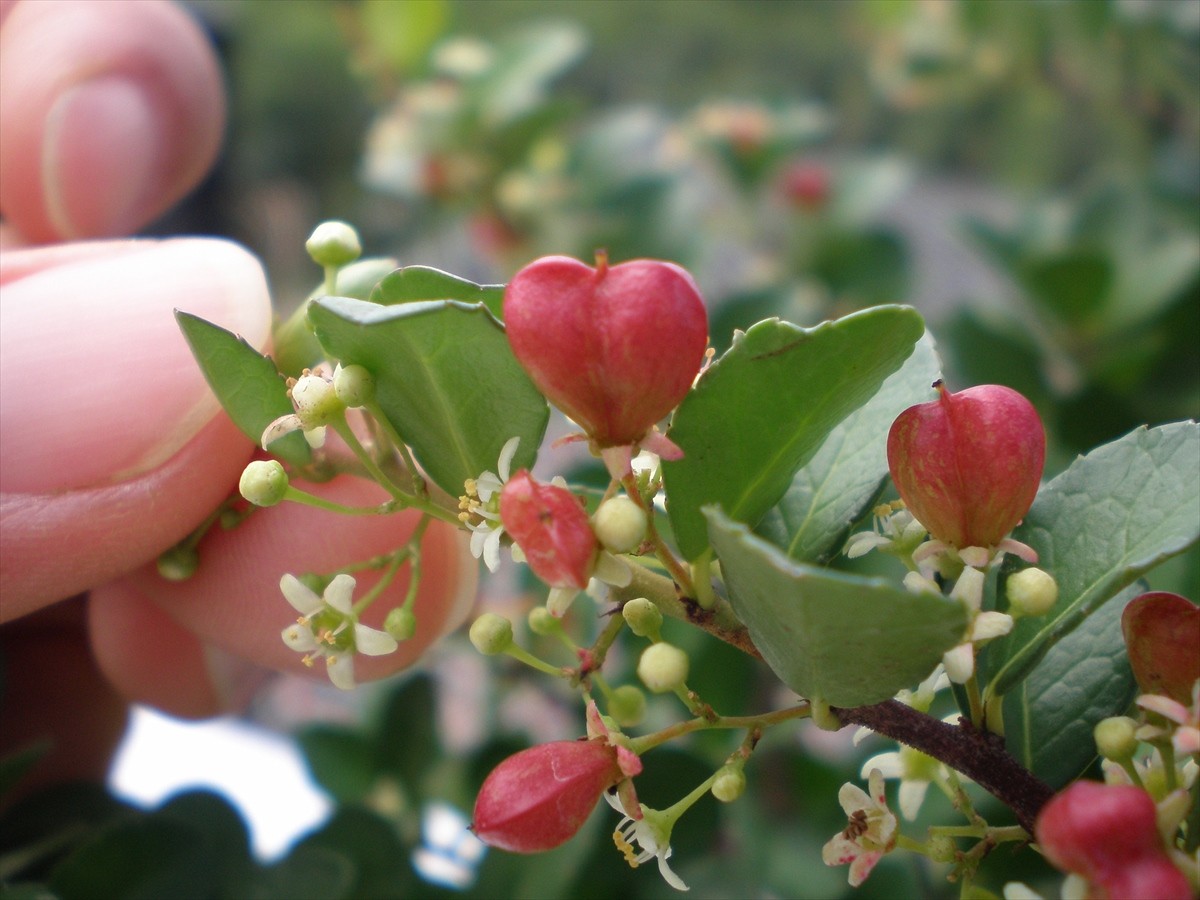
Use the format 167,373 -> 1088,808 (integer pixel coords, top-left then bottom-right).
108,706 -> 332,860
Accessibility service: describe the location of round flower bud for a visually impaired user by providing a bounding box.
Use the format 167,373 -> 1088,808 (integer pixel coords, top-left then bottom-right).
527,606 -> 561,637
711,766 -> 746,803
291,372 -> 344,427
1006,567 -> 1058,617
239,460 -> 289,507
306,220 -> 362,268
637,642 -> 689,694
469,613 -> 513,655
608,685 -> 646,728
384,607 -> 417,641
1093,716 -> 1139,762
157,545 -> 199,581
333,364 -> 375,408
622,597 -> 663,639
592,496 -> 648,554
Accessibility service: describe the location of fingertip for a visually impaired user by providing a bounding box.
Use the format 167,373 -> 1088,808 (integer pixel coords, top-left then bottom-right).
0,0 -> 225,241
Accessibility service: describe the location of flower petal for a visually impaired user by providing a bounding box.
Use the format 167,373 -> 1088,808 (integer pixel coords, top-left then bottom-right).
898,778 -> 929,821
594,551 -> 632,587
280,574 -> 323,615
355,623 -> 399,656
324,574 -> 357,614
861,752 -> 903,780
836,782 -> 873,818
282,623 -> 318,651
846,850 -> 884,887
942,643 -> 975,684
326,652 -> 356,690
497,436 -> 521,483
262,414 -> 303,449
656,851 -> 689,892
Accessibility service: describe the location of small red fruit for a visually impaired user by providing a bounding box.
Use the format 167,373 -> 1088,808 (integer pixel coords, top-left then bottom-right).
887,382 -> 1045,549
500,470 -> 598,589
472,740 -> 626,853
503,253 -> 708,450
1036,781 -> 1191,900
1122,592 -> 1200,705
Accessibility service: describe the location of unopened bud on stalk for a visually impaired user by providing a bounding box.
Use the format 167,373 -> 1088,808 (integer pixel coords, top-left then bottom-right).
1006,567 -> 1058,617
306,220 -> 362,268
239,460 -> 289,507
592,496 -> 648,553
384,607 -> 417,641
470,613 -> 513,655
622,597 -> 663,639
608,685 -> 647,728
1093,716 -> 1139,762
712,766 -> 746,803
333,364 -> 375,408
637,642 -> 689,693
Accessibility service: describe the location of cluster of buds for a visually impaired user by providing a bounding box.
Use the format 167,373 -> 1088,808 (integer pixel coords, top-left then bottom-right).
503,252 -> 708,478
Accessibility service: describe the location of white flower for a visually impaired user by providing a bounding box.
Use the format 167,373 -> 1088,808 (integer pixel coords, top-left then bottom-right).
262,365 -> 344,450
938,566 -> 1013,684
861,744 -> 942,821
845,502 -> 927,559
1137,690 -> 1200,757
605,792 -> 688,892
459,437 -> 520,573
280,573 -> 398,690
822,768 -> 898,887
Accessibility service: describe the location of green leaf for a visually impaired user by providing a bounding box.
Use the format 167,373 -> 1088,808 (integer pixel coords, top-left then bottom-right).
706,508 -> 967,708
376,676 -> 439,794
307,295 -> 547,498
1002,582 -> 1141,788
987,421 -> 1200,698
297,726 -> 377,804
370,266 -> 505,321
664,307 -> 925,561
756,332 -> 941,562
472,21 -> 587,129
175,311 -> 311,466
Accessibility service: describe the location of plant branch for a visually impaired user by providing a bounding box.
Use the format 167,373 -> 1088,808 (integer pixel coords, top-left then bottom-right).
835,700 -> 1054,835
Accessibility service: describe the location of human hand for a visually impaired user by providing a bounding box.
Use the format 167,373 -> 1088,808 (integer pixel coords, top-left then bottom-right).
0,0 -> 475,785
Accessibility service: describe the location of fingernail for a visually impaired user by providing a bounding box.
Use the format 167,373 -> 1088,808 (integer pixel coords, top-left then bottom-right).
42,76 -> 163,239
0,239 -> 270,493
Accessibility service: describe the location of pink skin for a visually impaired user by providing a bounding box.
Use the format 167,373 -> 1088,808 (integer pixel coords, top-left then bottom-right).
1121,592 -> 1200,705
0,0 -> 473,790
500,470 -> 597,589
503,253 -> 708,449
473,740 -> 626,853
887,382 -> 1045,549
1036,781 -> 1192,900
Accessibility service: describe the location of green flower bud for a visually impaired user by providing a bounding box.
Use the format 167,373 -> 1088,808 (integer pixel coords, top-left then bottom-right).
385,607 -> 417,641
306,220 -> 362,268
470,613 -> 513,655
291,372 -> 344,427
239,460 -> 289,507
592,496 -> 648,554
333,364 -> 375,408
1094,716 -> 1139,762
157,545 -> 199,581
622,597 -> 663,639
527,606 -> 561,637
711,766 -> 746,803
1007,567 -> 1058,618
608,684 -> 646,728
637,642 -> 688,693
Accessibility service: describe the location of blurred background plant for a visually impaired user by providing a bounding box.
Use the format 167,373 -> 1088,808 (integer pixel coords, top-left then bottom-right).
4,1 -> 1196,897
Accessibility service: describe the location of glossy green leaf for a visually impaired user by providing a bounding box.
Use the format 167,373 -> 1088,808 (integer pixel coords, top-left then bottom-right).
176,311 -> 311,466
308,295 -> 547,498
1002,582 -> 1141,788
756,332 -> 941,562
706,508 -> 967,708
665,306 -> 925,561
987,421 -> 1200,698
370,266 -> 505,320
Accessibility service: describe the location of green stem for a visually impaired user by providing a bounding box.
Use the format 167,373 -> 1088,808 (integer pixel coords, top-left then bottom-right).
504,643 -> 572,678
281,485 -> 396,516
628,703 -> 810,755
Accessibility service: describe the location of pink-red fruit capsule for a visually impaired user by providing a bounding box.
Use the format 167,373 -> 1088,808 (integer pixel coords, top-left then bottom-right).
887,382 -> 1045,549
500,471 -> 598,589
1122,591 -> 1200,706
503,253 -> 708,449
473,740 -> 626,853
1036,781 -> 1191,900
